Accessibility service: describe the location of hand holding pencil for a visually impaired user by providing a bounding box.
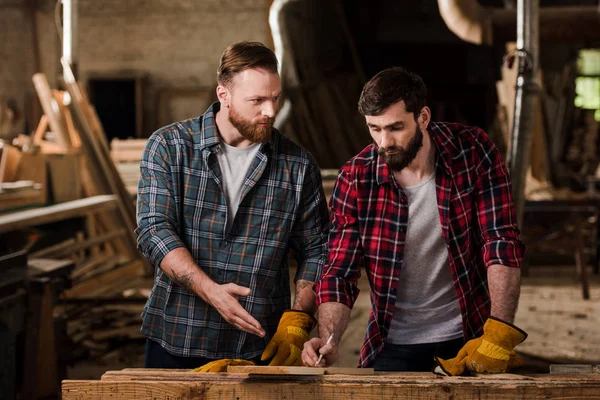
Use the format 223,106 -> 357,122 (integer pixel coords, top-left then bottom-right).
301,332 -> 338,367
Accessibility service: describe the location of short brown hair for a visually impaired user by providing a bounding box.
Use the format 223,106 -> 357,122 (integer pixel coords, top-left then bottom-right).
217,41 -> 278,87
358,67 -> 427,119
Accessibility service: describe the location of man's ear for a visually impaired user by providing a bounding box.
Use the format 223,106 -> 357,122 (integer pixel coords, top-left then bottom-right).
419,106 -> 431,129
216,85 -> 229,107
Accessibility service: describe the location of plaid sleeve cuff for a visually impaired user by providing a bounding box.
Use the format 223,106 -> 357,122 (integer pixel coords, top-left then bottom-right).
315,276 -> 360,309
136,224 -> 186,267
482,239 -> 526,269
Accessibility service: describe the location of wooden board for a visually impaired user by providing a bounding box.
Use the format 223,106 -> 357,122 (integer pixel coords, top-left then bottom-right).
32,73 -> 72,150
227,365 -> 374,375
64,369 -> 600,400
0,195 -> 117,233
227,365 -> 324,375
0,143 -> 22,183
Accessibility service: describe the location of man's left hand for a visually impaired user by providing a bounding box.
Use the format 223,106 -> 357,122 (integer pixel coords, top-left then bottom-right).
433,317 -> 527,376
261,310 -> 316,366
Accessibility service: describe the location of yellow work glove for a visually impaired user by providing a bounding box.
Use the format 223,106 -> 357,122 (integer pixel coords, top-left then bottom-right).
261,310 -> 316,366
433,317 -> 527,376
191,359 -> 254,372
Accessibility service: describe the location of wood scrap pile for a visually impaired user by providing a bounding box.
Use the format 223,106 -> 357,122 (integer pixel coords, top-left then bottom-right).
1,60 -> 149,291
64,299 -> 146,364
58,260 -> 150,365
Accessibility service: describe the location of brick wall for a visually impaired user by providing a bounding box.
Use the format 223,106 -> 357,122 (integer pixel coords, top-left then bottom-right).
0,0 -> 271,138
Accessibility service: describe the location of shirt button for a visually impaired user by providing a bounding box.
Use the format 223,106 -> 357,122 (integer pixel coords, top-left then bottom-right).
223,240 -> 229,246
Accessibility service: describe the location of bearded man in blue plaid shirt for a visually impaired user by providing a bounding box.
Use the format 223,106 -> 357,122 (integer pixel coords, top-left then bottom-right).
136,41 -> 329,371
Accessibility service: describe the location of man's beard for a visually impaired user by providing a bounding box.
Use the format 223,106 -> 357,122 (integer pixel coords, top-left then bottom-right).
228,105 -> 274,143
377,127 -> 424,171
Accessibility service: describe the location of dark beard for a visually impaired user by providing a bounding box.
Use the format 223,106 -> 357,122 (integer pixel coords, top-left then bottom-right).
228,105 -> 274,143
377,127 -> 423,171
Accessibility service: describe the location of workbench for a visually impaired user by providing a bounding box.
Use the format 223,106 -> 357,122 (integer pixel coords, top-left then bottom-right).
62,368 -> 600,399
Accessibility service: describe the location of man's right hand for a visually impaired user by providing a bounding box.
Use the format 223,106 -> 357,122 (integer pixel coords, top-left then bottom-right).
301,336 -> 338,367
199,281 -> 265,338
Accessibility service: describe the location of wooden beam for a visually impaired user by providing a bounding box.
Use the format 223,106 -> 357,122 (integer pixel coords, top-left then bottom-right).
63,370 -> 600,400
0,195 -> 117,233
32,73 -> 72,150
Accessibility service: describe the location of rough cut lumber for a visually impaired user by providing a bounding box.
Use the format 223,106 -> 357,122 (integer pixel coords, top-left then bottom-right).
63,369 -> 600,400
0,195 -> 117,233
227,365 -> 324,375
227,365 -> 374,375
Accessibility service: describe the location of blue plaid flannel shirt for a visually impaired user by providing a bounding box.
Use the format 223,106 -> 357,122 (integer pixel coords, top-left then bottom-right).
136,103 -> 329,359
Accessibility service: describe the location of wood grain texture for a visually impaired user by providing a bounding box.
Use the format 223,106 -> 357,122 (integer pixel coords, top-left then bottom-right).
227,365 -> 324,375
63,370 -> 600,400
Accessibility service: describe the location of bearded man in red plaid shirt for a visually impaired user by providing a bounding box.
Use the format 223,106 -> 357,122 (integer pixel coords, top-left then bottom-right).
302,67 -> 528,374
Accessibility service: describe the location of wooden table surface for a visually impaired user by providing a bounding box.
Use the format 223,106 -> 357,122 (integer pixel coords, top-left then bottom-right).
62,368 -> 600,399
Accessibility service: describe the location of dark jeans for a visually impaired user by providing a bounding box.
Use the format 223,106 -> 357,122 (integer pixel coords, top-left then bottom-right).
144,339 -> 264,369
370,337 -> 464,372
144,339 -> 214,369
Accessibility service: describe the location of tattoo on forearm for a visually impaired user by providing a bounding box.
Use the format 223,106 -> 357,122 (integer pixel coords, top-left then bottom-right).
293,281 -> 316,309
171,269 -> 194,292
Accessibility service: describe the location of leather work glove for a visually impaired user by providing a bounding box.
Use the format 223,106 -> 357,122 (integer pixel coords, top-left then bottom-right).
261,310 -> 317,366
433,317 -> 527,376
191,359 -> 254,372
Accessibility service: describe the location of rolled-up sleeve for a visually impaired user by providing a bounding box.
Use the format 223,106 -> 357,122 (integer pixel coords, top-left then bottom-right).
315,167 -> 362,309
291,154 -> 330,283
474,142 -> 526,269
135,133 -> 185,267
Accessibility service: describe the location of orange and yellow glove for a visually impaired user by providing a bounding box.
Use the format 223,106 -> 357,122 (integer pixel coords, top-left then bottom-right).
261,310 -> 316,366
191,359 -> 254,372
434,317 -> 527,376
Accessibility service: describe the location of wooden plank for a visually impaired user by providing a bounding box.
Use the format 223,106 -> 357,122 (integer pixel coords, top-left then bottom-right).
13,151 -> 48,204
64,259 -> 144,298
227,365 -> 374,375
324,367 -> 374,375
0,143 -> 23,183
32,73 -> 72,150
30,238 -> 77,258
227,365 -> 324,375
63,373 -> 600,400
61,60 -> 140,262
0,195 -> 117,233
47,153 -> 82,203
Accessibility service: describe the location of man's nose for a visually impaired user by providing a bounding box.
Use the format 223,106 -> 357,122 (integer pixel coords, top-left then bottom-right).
380,131 -> 394,149
262,101 -> 276,119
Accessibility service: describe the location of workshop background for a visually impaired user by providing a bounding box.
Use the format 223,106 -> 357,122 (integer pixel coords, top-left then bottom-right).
0,0 -> 599,399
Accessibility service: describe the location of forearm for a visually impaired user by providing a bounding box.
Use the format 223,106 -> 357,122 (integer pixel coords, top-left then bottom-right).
292,280 -> 317,314
488,264 -> 521,322
160,247 -> 215,301
317,302 -> 351,345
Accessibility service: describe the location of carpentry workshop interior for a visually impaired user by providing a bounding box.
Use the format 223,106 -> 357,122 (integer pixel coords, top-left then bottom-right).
1,0 -> 599,399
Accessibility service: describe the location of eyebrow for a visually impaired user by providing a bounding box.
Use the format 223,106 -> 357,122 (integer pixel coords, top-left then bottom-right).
367,121 -> 404,130
246,92 -> 282,100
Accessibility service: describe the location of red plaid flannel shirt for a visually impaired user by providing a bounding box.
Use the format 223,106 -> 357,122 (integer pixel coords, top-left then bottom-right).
315,122 -> 525,368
